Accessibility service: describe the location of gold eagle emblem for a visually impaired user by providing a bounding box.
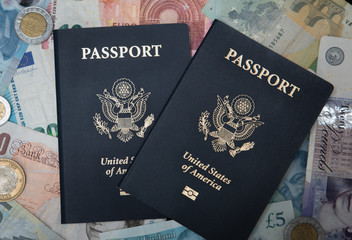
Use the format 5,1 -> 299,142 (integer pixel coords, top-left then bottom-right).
93,78 -> 154,142
198,94 -> 263,157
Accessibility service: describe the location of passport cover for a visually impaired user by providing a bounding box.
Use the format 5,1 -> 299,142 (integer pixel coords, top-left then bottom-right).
54,24 -> 190,223
120,20 -> 334,239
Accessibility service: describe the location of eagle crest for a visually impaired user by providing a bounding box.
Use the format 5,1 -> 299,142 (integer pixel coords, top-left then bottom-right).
198,94 -> 264,157
93,78 -> 154,142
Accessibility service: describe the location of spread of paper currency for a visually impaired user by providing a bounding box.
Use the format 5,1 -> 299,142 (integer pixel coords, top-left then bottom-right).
302,34 -> 352,240
1,0 -> 352,239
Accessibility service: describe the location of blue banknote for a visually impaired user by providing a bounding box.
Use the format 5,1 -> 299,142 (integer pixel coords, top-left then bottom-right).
0,0 -> 51,96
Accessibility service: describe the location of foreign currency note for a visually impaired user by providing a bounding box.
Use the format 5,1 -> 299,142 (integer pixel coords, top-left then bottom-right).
0,0 -> 51,96
0,122 -> 165,240
0,201 -> 63,239
100,201 -> 294,240
5,0 -> 212,136
4,49 -> 58,137
302,97 -> 352,239
270,137 -> 309,217
96,0 -> 212,54
249,200 -> 295,240
202,0 -> 352,69
302,35 -> 352,239
99,220 -> 205,240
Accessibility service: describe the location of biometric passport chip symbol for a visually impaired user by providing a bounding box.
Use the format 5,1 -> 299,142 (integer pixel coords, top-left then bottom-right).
182,186 -> 199,201
198,94 -> 264,157
93,78 -> 154,142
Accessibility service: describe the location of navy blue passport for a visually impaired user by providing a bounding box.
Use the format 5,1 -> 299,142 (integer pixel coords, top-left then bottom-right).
119,20 -> 333,239
54,24 -> 190,223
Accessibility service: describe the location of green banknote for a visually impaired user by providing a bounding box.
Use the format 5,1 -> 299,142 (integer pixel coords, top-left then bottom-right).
0,201 -> 63,239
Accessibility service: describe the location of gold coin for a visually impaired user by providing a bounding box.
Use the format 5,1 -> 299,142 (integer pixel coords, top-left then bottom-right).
285,217 -> 325,240
0,102 -> 6,120
0,159 -> 26,202
291,223 -> 318,240
20,12 -> 47,38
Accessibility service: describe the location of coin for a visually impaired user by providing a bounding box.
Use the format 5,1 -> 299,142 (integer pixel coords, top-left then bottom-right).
0,159 -> 26,202
284,217 -> 325,240
0,96 -> 11,126
14,6 -> 53,45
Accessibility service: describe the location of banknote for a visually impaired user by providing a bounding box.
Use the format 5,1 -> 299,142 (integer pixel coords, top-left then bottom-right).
317,36 -> 352,98
0,122 -> 165,240
4,48 -> 58,137
97,0 -> 212,54
50,0 -> 211,53
302,36 -> 352,239
100,201 -> 294,240
202,0 -> 352,69
249,200 -> 295,240
0,200 -> 63,239
0,0 -> 51,96
302,97 -> 352,239
270,137 -> 309,217
99,220 -> 205,240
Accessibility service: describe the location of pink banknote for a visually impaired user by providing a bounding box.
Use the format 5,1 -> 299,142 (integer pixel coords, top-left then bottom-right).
99,0 -> 212,54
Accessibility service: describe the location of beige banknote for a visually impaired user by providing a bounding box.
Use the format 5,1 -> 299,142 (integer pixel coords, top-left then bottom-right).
202,0 -> 352,69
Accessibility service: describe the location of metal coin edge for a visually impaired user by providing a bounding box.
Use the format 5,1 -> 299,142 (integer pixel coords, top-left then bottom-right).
284,216 -> 325,240
0,96 -> 11,126
14,6 -> 53,45
0,159 -> 26,202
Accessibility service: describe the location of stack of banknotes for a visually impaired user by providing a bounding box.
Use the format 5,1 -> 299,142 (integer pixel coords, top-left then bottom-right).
0,0 -> 351,239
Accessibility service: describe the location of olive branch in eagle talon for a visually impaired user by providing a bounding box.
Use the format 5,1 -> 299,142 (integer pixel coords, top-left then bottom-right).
93,113 -> 112,139
198,95 -> 264,158
198,111 -> 211,141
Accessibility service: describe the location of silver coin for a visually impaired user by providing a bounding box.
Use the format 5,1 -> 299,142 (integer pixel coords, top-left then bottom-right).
326,47 -> 344,66
0,96 -> 11,126
284,216 -> 325,240
14,6 -> 53,45
0,166 -> 18,195
0,159 -> 26,202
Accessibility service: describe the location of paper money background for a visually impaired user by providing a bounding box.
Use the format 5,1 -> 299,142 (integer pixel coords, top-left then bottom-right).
1,0 -> 352,239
